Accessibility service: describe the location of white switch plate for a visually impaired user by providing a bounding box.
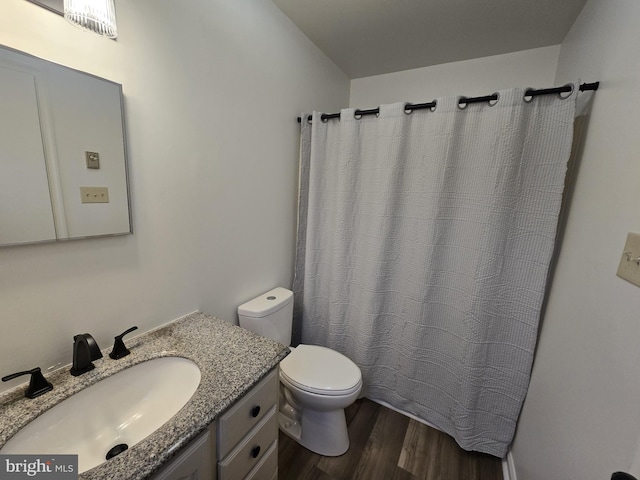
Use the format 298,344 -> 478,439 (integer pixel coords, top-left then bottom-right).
80,186 -> 109,204
617,232 -> 640,286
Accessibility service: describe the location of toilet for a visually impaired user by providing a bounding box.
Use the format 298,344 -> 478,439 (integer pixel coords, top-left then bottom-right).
238,287 -> 362,457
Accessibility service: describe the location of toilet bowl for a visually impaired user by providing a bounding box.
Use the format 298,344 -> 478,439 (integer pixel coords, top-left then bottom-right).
238,287 -> 362,456
278,344 -> 362,456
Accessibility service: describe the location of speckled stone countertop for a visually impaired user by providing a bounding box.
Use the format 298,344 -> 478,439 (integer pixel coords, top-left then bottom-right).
0,311 -> 289,479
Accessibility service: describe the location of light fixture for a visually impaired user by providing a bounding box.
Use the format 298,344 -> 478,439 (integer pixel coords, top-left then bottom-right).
63,0 -> 117,39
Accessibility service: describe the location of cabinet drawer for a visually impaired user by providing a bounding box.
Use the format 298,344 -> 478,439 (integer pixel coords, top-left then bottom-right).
245,440 -> 277,480
217,368 -> 278,458
218,407 -> 278,480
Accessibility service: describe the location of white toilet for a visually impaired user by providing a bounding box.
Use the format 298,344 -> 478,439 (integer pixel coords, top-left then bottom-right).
238,287 -> 362,456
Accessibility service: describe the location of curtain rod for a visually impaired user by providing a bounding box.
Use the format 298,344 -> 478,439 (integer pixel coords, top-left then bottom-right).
297,81 -> 600,123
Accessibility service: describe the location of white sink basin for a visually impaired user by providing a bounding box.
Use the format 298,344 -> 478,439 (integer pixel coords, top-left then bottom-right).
0,357 -> 201,474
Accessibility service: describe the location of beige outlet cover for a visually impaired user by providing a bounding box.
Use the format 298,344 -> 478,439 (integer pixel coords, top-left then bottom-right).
617,232 -> 640,286
80,186 -> 109,204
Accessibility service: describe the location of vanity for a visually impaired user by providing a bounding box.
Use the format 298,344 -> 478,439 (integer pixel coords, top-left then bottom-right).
0,312 -> 289,480
150,369 -> 279,480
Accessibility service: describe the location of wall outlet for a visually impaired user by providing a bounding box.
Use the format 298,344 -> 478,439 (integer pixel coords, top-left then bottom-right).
80,186 -> 109,203
617,233 -> 640,286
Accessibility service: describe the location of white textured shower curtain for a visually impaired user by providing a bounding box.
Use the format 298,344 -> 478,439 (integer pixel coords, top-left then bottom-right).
293,86 -> 577,457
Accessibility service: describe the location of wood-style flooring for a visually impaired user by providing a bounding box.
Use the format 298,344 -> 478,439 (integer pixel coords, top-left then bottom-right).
278,398 -> 503,480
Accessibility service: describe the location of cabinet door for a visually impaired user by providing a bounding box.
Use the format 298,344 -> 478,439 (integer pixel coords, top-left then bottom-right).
150,429 -> 213,480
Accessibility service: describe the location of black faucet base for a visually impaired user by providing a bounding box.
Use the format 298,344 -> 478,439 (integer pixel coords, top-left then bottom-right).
29,383 -> 54,398
70,363 -> 95,377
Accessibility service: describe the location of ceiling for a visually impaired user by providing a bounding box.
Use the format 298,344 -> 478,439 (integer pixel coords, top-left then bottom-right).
271,0 -> 588,79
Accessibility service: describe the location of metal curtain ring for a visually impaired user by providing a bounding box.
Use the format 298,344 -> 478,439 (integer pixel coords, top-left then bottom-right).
523,88 -> 535,103
488,92 -> 500,106
321,114 -> 329,123
457,97 -> 468,110
404,103 -> 413,115
559,83 -> 574,99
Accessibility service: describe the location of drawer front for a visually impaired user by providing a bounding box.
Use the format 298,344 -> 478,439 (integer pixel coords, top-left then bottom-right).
218,368 -> 278,458
218,407 -> 278,480
245,440 -> 277,480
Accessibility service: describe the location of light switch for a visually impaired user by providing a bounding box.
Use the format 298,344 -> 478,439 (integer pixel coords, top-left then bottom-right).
80,186 -> 109,204
617,232 -> 640,287
85,151 -> 100,169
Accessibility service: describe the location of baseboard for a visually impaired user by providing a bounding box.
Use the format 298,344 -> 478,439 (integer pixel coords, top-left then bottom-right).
368,397 -> 516,480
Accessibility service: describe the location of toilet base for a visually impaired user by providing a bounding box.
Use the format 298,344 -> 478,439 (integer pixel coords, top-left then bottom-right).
279,407 -> 350,457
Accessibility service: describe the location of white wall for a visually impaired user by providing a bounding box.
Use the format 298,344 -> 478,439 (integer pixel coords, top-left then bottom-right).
0,0 -> 349,393
349,46 -> 560,108
512,1 -> 640,479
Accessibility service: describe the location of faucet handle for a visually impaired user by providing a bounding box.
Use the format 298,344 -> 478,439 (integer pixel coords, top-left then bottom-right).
109,326 -> 138,360
2,367 -> 53,399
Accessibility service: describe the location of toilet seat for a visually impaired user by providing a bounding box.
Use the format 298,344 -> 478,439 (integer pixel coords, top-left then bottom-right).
279,344 -> 362,396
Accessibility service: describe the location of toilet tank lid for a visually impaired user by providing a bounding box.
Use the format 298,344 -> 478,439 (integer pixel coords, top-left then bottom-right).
238,287 -> 293,318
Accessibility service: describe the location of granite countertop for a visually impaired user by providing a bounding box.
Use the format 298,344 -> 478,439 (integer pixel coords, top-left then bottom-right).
0,311 -> 289,479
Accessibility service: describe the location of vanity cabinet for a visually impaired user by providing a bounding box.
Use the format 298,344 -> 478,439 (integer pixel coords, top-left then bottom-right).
150,367 -> 279,480
217,368 -> 279,480
149,427 -> 214,480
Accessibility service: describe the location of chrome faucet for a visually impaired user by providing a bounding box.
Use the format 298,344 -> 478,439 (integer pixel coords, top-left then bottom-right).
70,333 -> 103,376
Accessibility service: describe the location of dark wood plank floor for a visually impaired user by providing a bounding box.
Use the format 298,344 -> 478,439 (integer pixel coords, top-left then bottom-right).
278,398 -> 503,480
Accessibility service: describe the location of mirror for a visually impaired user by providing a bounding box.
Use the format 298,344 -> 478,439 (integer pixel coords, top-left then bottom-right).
0,44 -> 131,246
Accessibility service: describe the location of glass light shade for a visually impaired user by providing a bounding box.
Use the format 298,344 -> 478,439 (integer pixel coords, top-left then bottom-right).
64,0 -> 117,39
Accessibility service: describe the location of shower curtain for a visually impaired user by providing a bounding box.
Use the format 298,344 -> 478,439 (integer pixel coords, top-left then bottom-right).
293,86 -> 578,457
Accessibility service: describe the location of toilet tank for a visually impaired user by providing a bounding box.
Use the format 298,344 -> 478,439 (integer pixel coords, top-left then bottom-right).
237,287 -> 293,345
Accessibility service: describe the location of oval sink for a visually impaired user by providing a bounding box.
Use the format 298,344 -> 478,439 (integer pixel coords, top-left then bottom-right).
0,357 -> 200,474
